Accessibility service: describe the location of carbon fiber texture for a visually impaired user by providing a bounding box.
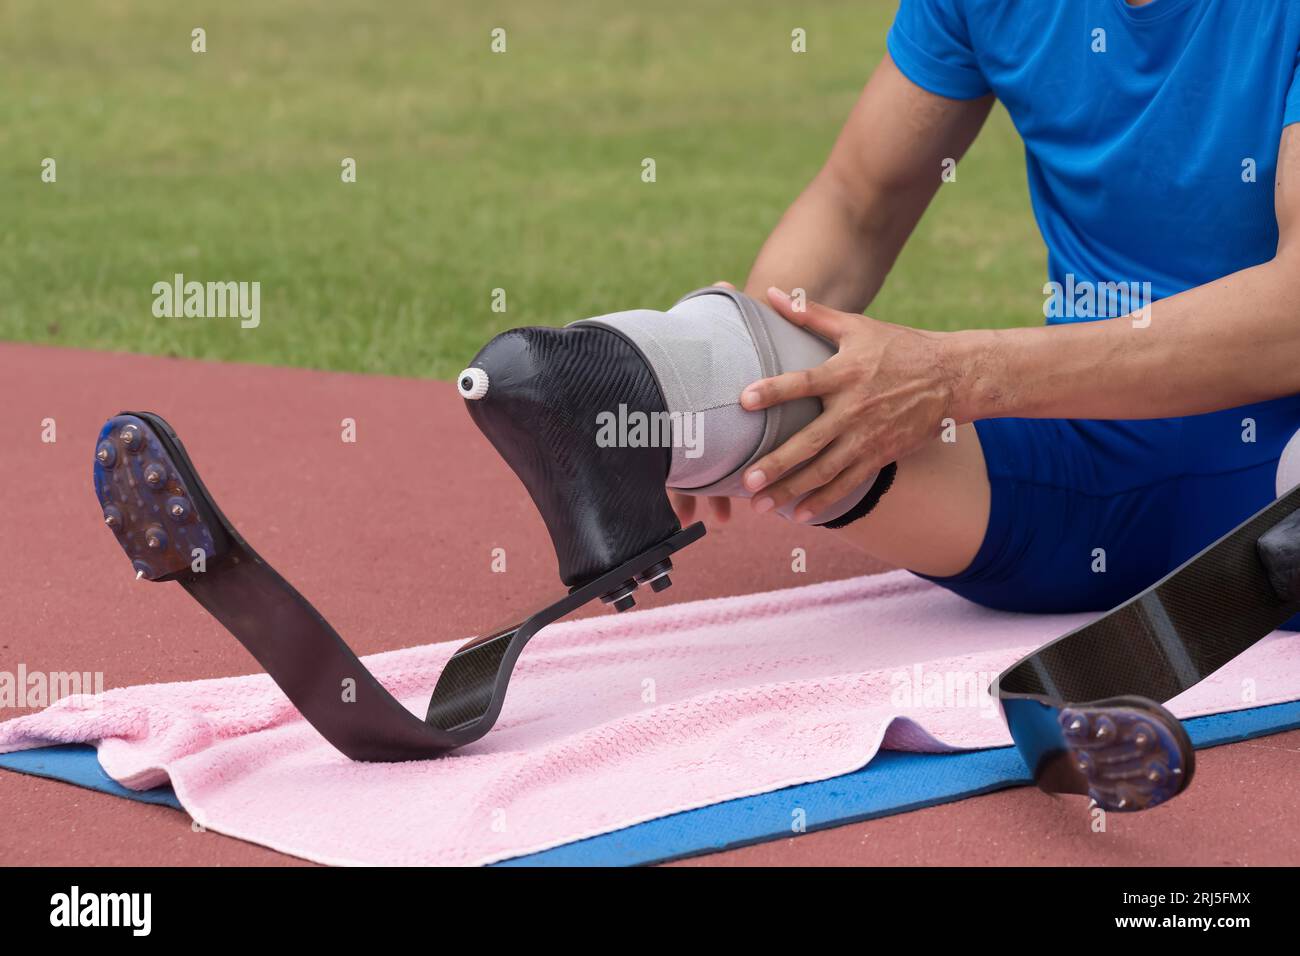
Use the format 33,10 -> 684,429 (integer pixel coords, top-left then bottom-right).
1259,508 -> 1300,602
426,633 -> 513,732
465,326 -> 680,587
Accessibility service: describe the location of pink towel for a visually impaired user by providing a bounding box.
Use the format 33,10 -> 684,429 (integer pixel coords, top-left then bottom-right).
2,572 -> 1297,866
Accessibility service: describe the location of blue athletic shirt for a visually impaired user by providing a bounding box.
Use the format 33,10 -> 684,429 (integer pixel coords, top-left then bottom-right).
887,0 -> 1300,314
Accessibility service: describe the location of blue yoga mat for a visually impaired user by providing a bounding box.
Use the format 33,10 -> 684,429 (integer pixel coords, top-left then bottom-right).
3,700 -> 1298,865
0,745 -> 181,808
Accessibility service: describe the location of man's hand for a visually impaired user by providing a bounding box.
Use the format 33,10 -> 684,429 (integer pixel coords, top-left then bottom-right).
669,490 -> 731,525
739,287 -> 957,522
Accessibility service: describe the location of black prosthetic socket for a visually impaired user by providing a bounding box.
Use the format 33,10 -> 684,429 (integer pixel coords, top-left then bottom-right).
463,326 -> 683,594
815,462 -> 898,530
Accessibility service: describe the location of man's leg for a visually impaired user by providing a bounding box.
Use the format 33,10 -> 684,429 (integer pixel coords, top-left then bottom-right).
822,424 -> 990,578
823,404 -> 1300,608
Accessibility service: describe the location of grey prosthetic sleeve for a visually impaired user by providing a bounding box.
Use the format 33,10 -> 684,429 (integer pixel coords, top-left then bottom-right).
571,294 -> 762,489
573,287 -> 880,525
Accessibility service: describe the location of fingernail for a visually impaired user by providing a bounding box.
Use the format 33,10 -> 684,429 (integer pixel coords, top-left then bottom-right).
768,286 -> 790,304
795,508 -> 814,523
741,388 -> 760,408
745,469 -> 766,490
753,496 -> 774,514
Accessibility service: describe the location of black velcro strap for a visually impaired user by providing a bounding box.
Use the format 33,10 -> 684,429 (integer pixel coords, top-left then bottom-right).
816,462 -> 898,530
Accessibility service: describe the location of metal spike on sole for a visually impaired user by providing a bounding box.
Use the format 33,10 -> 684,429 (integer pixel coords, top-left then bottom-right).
1057,701 -> 1190,812
92,415 -> 219,582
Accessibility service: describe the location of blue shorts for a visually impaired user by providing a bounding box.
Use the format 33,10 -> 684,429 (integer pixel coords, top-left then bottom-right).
922,397 -> 1300,628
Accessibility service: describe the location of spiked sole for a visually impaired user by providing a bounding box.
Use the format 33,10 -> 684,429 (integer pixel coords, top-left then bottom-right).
93,414 -> 226,582
1057,697 -> 1193,812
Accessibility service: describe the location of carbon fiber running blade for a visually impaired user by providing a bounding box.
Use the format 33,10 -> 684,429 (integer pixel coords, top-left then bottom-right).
93,411 -> 707,761
997,483 -> 1300,810
95,412 -> 463,761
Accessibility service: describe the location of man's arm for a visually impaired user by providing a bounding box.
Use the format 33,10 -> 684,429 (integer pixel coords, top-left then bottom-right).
949,124 -> 1300,421
670,53 -> 992,526
744,53 -> 993,312
739,97 -> 1300,520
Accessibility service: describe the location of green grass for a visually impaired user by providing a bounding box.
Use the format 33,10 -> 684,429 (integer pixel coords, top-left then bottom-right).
0,0 -> 1046,378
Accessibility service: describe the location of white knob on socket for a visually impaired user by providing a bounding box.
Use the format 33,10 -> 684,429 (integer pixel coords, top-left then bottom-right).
457,367 -> 490,401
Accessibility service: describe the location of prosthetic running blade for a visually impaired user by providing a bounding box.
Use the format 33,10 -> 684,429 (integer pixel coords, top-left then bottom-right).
92,411 -> 704,761
995,483 -> 1300,811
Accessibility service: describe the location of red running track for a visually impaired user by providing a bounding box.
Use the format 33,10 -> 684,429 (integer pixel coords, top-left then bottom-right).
0,342 -> 1296,866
